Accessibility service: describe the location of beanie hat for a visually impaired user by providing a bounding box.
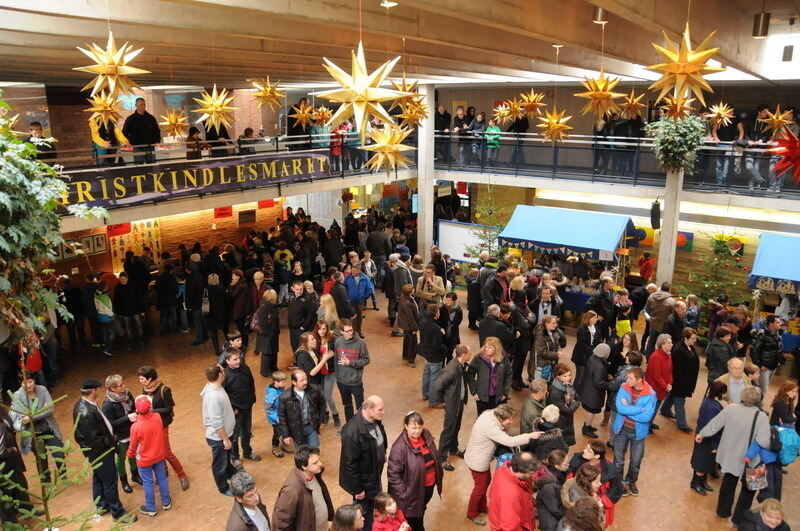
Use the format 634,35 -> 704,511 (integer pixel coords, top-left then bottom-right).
593,343 -> 611,359
135,395 -> 152,414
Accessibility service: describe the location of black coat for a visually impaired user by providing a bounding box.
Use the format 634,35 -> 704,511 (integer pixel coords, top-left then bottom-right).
586,288 -> 614,323
322,238 -> 345,269
154,272 -> 178,308
206,284 -> 229,330
535,473 -> 564,531
329,282 -> 355,319
736,510 -> 791,531
418,314 -> 445,363
529,297 -> 563,323
185,266 -> 205,310
547,382 -> 580,446
466,277 -> 482,314
73,398 -> 116,460
531,419 -> 568,460
478,315 -> 514,354
572,325 -> 601,367
671,340 -> 700,397
705,337 -> 734,382
277,386 -> 324,442
467,355 -> 512,402
580,355 -> 611,411
101,391 -> 136,440
629,285 -> 650,320
339,411 -> 387,498
662,312 -> 686,345
255,301 -> 279,356
430,358 -> 468,413
122,110 -> 161,146
438,305 -> 463,345
222,363 -> 256,411
295,349 -> 323,388
751,328 -> 784,370
146,383 -> 176,428
566,453 -> 624,503
113,282 -> 144,317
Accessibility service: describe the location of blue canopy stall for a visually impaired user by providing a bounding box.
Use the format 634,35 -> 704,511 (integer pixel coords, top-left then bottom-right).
496,205 -> 639,261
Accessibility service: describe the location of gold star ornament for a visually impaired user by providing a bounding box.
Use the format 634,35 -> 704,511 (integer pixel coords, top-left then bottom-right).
398,96 -> 429,127
73,31 -> 150,97
362,125 -> 415,175
574,68 -> 625,119
536,107 -> 573,143
84,91 -> 122,128
708,102 -> 734,128
251,77 -> 285,111
647,22 -> 725,106
493,104 -> 512,126
316,41 -> 413,142
192,85 -> 237,134
505,97 -> 526,120
313,106 -> 333,124
620,90 -> 646,119
519,90 -> 546,116
661,95 -> 696,119
289,101 -> 315,130
390,73 -> 419,111
759,105 -> 793,138
159,109 -> 190,137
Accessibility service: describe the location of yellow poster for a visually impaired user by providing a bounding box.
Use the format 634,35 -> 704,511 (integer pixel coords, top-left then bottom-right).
452,100 -> 468,115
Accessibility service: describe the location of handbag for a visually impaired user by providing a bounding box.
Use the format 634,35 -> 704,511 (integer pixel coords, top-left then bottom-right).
201,288 -> 210,317
249,302 -> 263,333
744,410 -> 768,491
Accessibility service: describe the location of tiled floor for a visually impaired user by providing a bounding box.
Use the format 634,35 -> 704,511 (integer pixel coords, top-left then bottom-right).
25,292 -> 798,530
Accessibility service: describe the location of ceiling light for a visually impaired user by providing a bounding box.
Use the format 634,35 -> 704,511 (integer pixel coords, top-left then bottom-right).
753,3 -> 770,39
380,1 -> 398,8
592,7 -> 608,25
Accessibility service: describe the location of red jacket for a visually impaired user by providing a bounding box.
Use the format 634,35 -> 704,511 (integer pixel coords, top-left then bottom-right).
645,348 -> 673,400
372,509 -> 407,531
488,462 -> 535,531
126,410 -> 165,466
638,256 -> 655,281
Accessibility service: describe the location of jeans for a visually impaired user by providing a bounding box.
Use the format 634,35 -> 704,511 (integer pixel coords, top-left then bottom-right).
161,305 -> 176,334
422,361 -> 442,406
92,452 -> 125,518
435,138 -> 450,162
373,255 -> 387,286
718,472 -> 756,523
231,407 -> 253,460
660,394 -> 689,429
121,314 -> 144,347
644,327 -> 661,357
100,319 -> 116,351
458,143 -> 469,165
745,155 -> 768,188
133,146 -> 155,165
139,459 -> 171,512
613,429 -> 645,484
486,146 -> 498,166
715,150 -> 734,185
510,138 -> 525,166
757,368 -> 775,399
467,469 -> 491,518
206,438 -> 236,493
66,313 -> 87,350
178,307 -> 189,331
290,327 -> 303,352
322,373 -> 339,418
337,381 -> 365,421
302,424 -> 320,447
192,308 -> 204,343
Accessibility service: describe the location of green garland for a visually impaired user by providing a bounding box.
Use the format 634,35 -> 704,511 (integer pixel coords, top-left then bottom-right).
644,115 -> 705,175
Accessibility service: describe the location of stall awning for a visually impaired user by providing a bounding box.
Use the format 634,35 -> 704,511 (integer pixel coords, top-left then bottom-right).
748,232 -> 800,293
497,205 -> 637,260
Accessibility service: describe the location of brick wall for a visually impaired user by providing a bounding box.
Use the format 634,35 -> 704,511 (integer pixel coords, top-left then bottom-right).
3,85 -> 50,135
44,86 -> 95,167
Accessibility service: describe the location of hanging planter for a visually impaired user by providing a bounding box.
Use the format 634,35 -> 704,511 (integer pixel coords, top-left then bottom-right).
644,115 -> 705,175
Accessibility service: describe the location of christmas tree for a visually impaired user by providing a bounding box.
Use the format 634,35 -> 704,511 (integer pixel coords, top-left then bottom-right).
677,234 -> 749,306
465,185 -> 508,261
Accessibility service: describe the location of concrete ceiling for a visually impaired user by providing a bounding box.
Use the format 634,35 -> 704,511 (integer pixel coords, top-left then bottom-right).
0,0 -> 797,88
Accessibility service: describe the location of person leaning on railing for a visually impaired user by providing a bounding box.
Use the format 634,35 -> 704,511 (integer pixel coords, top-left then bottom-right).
122,97 -> 161,164
484,119 -> 501,167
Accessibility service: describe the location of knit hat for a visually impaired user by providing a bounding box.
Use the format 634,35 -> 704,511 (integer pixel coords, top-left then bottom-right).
190,253 -> 201,263
593,343 -> 611,359
135,395 -> 152,414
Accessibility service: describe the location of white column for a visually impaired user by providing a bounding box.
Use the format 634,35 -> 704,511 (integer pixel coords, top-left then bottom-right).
416,84 -> 436,263
656,168 -> 684,286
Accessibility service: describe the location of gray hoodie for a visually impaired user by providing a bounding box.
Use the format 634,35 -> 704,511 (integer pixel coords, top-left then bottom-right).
201,383 -> 235,440
334,335 -> 370,385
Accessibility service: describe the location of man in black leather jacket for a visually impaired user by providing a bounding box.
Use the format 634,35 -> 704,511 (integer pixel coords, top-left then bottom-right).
73,379 -> 136,523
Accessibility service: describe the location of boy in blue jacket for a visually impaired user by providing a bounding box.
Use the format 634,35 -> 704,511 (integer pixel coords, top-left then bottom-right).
612,366 -> 656,497
265,371 -> 287,457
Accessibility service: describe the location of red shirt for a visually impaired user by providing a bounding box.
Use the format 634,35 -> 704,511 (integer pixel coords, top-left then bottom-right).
408,435 -> 437,487
126,410 -> 166,466
372,509 -> 407,531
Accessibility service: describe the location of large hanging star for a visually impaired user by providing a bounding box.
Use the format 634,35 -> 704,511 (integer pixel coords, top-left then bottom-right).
708,102 -> 734,128
192,85 -> 237,134
313,106 -> 333,124
647,22 -> 725,106
506,97 -> 526,120
84,91 -> 122,128
289,101 -> 315,130
574,68 -> 625,119
769,129 -> 800,185
73,31 -> 150,97
362,125 -> 415,174
519,89 -> 546,116
661,95 -> 696,119
397,96 -> 429,127
252,77 -> 286,111
390,72 -> 419,111
316,41 -> 413,143
620,89 -> 646,119
159,109 -> 190,137
493,103 -> 512,126
759,105 -> 793,138
536,107 -> 573,143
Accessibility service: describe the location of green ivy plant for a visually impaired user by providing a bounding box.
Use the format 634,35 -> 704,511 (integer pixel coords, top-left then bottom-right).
644,115 -> 706,175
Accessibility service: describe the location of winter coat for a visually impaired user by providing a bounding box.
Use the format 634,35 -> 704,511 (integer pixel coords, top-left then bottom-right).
438,305 -> 463,345
467,355 -> 512,403
736,510 -> 791,531
645,291 -> 675,331
10,385 -> 63,454
547,379 -> 581,446
226,499 -> 271,531
751,328 -> 784,370
101,391 -> 136,441
73,398 -> 117,460
698,403 -> 771,477
580,355 -> 611,411
146,382 -> 176,428
586,288 -> 614,323
571,325 -> 600,368
670,340 -> 700,398
287,294 -> 315,330
418,314 -> 445,363
322,238 -> 345,269
530,325 -> 567,375
387,429 -> 443,518
705,338 -> 734,382
464,410 -> 533,472
277,386 -> 324,442
113,281 -> 144,316
478,315 -> 514,354
207,284 -> 229,330
531,419 -> 568,460
339,411 -> 388,497
393,263 -> 413,294
154,272 -> 178,308
264,384 -> 282,425
430,358 -> 469,413
566,454 -> 624,503
536,471 -> 564,531
295,349 -> 323,388
645,348 -> 673,401
185,265 -> 205,310
272,468 -> 334,531
612,382 -> 657,440
662,312 -> 686,345
529,297 -> 563,323
228,281 -> 250,321
330,282 -> 355,319
345,273 -> 374,305
255,300 -> 279,356
488,461 -> 536,531
520,395 -> 546,434
396,293 -> 419,332
467,277 -> 482,314
691,398 -> 725,474
222,363 -> 257,411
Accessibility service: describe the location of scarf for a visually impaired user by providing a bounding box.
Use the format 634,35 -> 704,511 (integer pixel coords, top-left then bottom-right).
481,355 -> 499,397
105,390 -> 134,415
143,378 -> 163,395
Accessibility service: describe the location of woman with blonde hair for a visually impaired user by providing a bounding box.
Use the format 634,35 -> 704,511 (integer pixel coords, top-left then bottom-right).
737,498 -> 790,530
255,289 -> 280,377
205,273 -> 228,356
467,336 -> 512,415
317,293 -> 340,334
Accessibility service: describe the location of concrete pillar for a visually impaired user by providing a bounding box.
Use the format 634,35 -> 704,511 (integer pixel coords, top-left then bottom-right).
656,168 -> 684,286
416,84 -> 436,263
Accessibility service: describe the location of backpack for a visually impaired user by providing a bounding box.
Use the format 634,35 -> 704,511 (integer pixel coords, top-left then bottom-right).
769,425 -> 783,453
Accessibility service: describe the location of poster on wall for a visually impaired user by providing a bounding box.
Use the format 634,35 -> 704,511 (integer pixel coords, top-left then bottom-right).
676,231 -> 694,251
109,219 -> 162,273
635,226 -> 655,246
452,100 -> 468,115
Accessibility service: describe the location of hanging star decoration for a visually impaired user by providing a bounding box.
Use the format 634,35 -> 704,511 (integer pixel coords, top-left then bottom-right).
769,129 -> 800,185
620,89 -> 646,119
661,95 -> 696,119
73,31 -> 150,97
708,102 -> 734,128
574,68 -> 625,119
159,108 -> 190,137
251,77 -> 285,111
289,101 -> 315,130
759,104 -> 793,138
313,105 -> 334,124
84,91 -> 122,128
519,89 -> 546,116
646,22 -> 725,107
362,124 -> 415,174
397,96 -> 429,127
536,107 -> 573,143
316,41 -> 413,142
0,108 -> 21,133
192,85 -> 237,133
493,103 -> 512,126
505,97 -> 526,120
390,73 -> 419,111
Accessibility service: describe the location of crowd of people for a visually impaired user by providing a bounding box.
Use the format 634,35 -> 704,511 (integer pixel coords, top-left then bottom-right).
2,204 -> 799,530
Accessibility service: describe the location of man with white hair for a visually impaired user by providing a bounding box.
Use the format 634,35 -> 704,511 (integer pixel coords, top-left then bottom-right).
715,357 -> 753,404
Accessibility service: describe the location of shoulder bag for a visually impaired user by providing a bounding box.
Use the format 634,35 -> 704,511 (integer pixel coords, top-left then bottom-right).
744,410 -> 768,491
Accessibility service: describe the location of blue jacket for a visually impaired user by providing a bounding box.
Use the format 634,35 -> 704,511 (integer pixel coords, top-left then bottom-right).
265,384 -> 282,425
778,426 -> 800,465
744,440 -> 779,465
344,273 -> 374,304
613,381 -> 657,440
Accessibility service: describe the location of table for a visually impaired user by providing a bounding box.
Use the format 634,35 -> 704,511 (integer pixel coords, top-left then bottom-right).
562,291 -> 591,314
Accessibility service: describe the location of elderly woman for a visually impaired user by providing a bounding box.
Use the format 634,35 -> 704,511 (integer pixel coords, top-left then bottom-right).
690,381 -> 727,496
696,386 -> 771,525
397,284 -> 420,367
463,404 -> 541,526
10,377 -> 65,484
645,333 -> 673,431
580,344 -> 612,439
662,327 -> 700,432
467,337 -> 512,415
529,314 -> 567,383
255,289 -> 280,377
387,412 -> 443,531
